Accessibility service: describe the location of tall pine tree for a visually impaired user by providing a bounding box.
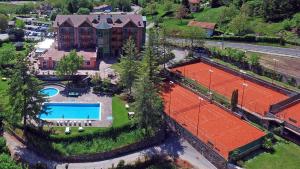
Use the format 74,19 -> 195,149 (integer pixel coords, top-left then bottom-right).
7,58 -> 46,128
119,37 -> 140,96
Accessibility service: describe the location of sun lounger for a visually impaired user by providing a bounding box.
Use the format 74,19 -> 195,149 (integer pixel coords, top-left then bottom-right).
65,127 -> 71,134
78,127 -> 84,132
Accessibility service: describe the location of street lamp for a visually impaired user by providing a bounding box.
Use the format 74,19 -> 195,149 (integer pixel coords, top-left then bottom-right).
168,81 -> 174,117
208,69 -> 214,93
272,59 -> 279,84
241,82 -> 248,110
197,97 -> 204,137
240,70 -> 247,83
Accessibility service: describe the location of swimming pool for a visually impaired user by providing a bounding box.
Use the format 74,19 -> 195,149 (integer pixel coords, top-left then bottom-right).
39,103 -> 101,120
40,87 -> 59,97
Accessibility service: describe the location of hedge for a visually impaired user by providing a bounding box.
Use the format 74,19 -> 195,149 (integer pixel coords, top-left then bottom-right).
24,122 -> 138,143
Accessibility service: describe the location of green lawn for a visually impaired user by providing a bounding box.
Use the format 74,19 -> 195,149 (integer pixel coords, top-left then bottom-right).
193,7 -> 225,23
244,139 -> 300,169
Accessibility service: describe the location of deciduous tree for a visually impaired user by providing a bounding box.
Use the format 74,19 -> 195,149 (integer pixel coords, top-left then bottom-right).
0,14 -> 8,32
77,7 -> 90,15
175,5 -> 188,23
55,50 -> 84,78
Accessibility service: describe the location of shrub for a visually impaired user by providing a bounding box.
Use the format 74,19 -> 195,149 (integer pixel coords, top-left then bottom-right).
287,77 -> 297,87
0,137 -> 8,154
231,89 -> 239,111
237,160 -> 245,167
117,160 -> 125,168
262,134 -> 275,152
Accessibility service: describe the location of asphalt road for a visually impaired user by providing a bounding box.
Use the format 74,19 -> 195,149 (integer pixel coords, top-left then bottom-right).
205,41 -> 300,58
167,37 -> 300,58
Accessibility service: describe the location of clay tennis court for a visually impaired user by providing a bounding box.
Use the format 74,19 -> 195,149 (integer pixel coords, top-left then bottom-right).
277,101 -> 300,127
162,83 -> 265,159
172,62 -> 289,116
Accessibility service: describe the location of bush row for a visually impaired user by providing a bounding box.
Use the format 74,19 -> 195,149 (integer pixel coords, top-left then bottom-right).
210,35 -> 283,44
25,122 -> 138,143
210,47 -> 299,88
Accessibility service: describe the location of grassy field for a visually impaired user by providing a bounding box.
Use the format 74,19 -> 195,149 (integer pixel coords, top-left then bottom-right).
244,138 -> 300,169
193,7 -> 225,23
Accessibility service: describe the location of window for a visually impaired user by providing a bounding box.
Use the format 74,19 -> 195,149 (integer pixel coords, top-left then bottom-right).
98,31 -> 103,37
86,61 -> 90,65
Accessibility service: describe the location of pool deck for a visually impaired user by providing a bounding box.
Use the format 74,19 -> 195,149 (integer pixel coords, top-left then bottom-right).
45,85 -> 112,127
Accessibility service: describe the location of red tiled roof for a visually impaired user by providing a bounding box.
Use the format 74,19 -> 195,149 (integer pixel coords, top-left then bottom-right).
53,14 -> 144,29
40,46 -> 96,61
189,0 -> 201,4
188,20 -> 216,30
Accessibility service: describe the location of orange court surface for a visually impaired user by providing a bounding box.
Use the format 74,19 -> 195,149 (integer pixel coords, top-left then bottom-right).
277,101 -> 300,127
172,62 -> 289,116
162,83 -> 266,159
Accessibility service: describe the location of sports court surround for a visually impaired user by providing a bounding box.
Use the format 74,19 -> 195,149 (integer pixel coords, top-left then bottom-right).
172,62 -> 289,116
162,83 -> 266,159
277,101 -> 300,128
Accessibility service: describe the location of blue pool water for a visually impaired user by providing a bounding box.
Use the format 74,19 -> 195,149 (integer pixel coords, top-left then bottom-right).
39,103 -> 101,120
40,88 -> 59,97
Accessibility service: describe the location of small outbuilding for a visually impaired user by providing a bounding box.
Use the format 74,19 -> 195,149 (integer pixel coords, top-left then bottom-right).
188,20 -> 217,37
188,0 -> 201,12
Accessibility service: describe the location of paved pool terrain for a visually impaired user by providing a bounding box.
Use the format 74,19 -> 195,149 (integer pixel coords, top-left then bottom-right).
40,85 -> 112,127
